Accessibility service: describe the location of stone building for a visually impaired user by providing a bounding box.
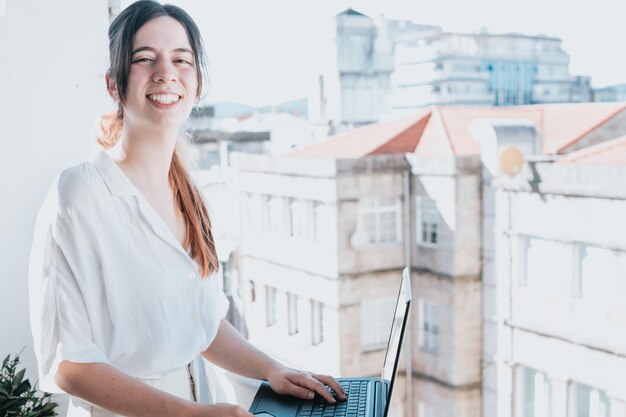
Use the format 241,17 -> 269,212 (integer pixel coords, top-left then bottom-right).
231,102 -> 626,417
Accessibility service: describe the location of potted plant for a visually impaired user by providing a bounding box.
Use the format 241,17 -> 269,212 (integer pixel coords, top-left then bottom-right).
0,354 -> 58,417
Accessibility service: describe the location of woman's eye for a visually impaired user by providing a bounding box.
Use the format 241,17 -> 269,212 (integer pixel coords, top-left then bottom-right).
133,57 -> 153,63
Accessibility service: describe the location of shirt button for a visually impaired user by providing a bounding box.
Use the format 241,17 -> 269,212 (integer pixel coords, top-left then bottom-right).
189,272 -> 196,280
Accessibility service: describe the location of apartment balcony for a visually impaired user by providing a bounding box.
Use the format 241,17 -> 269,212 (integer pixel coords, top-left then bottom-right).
531,92 -> 576,103
534,74 -> 574,83
396,71 -> 490,87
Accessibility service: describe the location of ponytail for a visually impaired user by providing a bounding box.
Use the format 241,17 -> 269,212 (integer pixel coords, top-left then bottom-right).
169,149 -> 220,277
96,110 -> 219,278
96,108 -> 124,149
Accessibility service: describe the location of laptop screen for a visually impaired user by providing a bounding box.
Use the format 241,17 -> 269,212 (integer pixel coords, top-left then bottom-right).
379,268 -> 412,417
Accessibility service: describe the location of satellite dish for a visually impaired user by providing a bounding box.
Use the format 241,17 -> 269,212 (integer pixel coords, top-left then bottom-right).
499,145 -> 524,176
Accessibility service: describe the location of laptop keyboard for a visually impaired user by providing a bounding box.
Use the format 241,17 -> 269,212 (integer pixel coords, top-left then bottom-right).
297,381 -> 369,417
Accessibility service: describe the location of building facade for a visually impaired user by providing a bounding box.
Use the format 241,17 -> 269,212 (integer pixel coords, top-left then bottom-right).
391,32 -> 591,111
231,113 -> 488,417
226,102 -> 626,417
593,84 -> 626,102
477,125 -> 626,417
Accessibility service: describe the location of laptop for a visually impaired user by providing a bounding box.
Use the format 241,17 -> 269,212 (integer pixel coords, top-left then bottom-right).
249,268 -> 412,417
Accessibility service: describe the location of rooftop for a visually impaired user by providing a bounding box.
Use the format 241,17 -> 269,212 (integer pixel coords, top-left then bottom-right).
556,135 -> 626,167
289,103 -> 626,159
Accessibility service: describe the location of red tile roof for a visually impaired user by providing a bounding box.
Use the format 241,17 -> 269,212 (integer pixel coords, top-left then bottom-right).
289,111 -> 430,158
556,135 -> 626,166
433,106 -> 543,156
524,102 -> 626,153
289,103 -> 626,159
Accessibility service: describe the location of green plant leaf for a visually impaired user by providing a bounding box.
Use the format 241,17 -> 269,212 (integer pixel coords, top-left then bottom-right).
12,369 -> 26,391
0,354 -> 58,417
13,380 -> 31,397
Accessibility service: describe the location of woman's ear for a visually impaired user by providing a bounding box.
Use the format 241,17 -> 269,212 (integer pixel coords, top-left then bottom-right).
106,70 -> 120,103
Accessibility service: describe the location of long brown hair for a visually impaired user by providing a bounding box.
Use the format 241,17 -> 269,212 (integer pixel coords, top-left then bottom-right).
98,1 -> 218,278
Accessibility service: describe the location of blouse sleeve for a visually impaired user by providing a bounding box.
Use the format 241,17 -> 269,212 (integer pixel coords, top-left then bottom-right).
28,174 -> 109,394
199,273 -> 231,351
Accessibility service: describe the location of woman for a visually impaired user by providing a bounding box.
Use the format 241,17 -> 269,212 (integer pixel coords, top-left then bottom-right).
28,2 -> 345,417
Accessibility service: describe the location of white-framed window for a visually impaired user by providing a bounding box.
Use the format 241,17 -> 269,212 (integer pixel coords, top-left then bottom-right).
309,201 -> 334,245
308,201 -> 321,242
266,286 -> 277,326
220,260 -> 232,295
245,193 -> 262,235
261,194 -> 270,234
574,244 -> 617,300
249,281 -> 256,303
418,299 -> 439,353
418,401 -> 438,417
360,299 -> 395,351
358,197 -> 401,245
287,292 -> 299,335
516,366 -> 551,417
568,382 -> 609,417
311,300 -> 324,345
264,196 -> 283,236
521,237 -> 572,289
517,235 -> 529,287
416,196 -> 440,247
288,199 -> 306,239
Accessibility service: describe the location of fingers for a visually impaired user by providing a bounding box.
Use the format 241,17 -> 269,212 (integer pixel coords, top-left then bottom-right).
312,374 -> 347,401
287,372 -> 332,402
267,368 -> 346,404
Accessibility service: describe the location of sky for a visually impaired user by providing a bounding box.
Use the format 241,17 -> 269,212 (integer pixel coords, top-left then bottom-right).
123,0 -> 625,107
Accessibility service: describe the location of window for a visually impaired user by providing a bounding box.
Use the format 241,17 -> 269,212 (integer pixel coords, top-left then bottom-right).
517,366 -> 551,417
416,196 -> 439,247
358,197 -> 401,245
220,260 -> 232,295
569,382 -> 609,417
266,286 -> 277,326
521,237 -> 572,289
308,201 -> 321,242
245,193 -> 262,234
360,299 -> 395,351
418,300 -> 439,353
288,293 -> 299,335
418,401 -> 438,417
288,199 -> 306,239
311,300 -> 324,345
265,196 -> 283,235
574,244 -> 617,299
310,201 -> 334,244
518,236 -> 530,287
249,281 -> 256,303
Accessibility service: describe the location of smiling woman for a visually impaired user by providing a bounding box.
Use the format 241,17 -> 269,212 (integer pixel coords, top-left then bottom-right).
28,2 -> 345,417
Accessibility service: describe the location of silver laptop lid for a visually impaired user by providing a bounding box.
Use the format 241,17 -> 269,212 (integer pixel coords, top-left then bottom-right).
380,268 -> 412,417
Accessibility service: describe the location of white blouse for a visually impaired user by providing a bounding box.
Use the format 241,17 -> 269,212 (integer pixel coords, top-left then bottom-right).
28,149 -> 229,393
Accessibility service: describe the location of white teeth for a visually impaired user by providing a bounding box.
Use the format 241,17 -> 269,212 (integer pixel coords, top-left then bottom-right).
148,94 -> 181,104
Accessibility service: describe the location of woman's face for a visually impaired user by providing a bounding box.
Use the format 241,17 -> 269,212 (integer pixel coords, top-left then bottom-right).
118,16 -> 199,133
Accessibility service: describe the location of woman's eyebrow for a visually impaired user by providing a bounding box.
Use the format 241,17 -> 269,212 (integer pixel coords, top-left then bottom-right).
131,46 -> 193,55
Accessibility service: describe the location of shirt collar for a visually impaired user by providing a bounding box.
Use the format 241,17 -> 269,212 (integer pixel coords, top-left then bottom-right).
90,149 -> 138,197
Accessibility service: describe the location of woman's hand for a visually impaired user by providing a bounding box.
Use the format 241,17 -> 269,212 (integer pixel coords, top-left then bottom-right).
266,365 -> 347,403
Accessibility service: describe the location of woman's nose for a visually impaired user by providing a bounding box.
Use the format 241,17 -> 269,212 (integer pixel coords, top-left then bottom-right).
152,61 -> 177,83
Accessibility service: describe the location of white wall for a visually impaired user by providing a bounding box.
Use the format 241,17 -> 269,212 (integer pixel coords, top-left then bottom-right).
0,0 -> 111,379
